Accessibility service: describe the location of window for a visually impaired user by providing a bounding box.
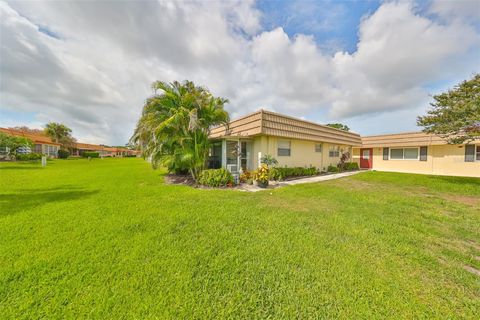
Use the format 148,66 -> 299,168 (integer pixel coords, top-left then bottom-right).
477,146 -> 480,161
315,143 -> 322,153
419,146 -> 428,161
362,149 -> 370,159
404,148 -> 419,159
277,140 -> 291,156
383,147 -> 389,160
329,146 -> 339,158
390,147 -> 419,160
34,144 -> 42,154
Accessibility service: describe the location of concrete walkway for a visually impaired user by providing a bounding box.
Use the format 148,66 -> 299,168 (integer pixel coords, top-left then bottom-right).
238,170 -> 363,192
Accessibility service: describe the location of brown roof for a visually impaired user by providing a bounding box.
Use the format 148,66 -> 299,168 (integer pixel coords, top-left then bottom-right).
74,142 -> 106,151
74,142 -> 139,154
0,127 -> 61,146
210,109 -> 362,146
360,131 -> 478,147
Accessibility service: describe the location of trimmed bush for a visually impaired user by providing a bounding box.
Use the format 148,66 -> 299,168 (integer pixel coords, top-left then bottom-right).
58,149 -> 70,159
239,170 -> 252,183
327,165 -> 340,173
15,153 -> 42,161
344,162 -> 359,171
198,168 -> 234,187
82,152 -> 100,158
269,166 -> 318,181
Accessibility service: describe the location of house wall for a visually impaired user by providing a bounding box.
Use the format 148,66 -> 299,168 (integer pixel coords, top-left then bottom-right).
250,135 -> 350,171
358,144 -> 480,177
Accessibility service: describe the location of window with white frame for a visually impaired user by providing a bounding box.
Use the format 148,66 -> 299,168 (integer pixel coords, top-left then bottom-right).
390,147 -> 419,160
315,143 -> 322,153
329,146 -> 340,158
477,145 -> 480,161
277,140 -> 291,156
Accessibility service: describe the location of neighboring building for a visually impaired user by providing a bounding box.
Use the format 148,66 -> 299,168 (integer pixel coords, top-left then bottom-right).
71,142 -> 139,157
0,127 -> 139,159
0,127 -> 61,158
353,132 -> 480,178
209,110 -> 362,173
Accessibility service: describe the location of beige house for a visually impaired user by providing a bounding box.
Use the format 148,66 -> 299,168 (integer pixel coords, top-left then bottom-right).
209,110 -> 362,173
352,132 -> 480,178
209,111 -> 479,178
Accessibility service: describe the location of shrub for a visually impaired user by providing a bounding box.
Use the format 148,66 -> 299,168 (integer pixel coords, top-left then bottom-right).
82,152 -> 100,158
58,149 -> 70,159
344,162 -> 359,171
15,153 -> 42,161
327,165 -> 339,173
269,167 -> 283,181
253,164 -> 270,187
239,170 -> 252,183
270,166 -> 318,181
198,168 -> 234,187
260,154 -> 278,166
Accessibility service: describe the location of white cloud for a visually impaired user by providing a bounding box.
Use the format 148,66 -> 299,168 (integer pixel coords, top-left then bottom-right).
0,0 -> 479,143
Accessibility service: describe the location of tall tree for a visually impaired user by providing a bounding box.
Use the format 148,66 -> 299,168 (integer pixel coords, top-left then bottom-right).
326,123 -> 350,132
44,122 -> 76,149
131,80 -> 229,180
417,74 -> 480,144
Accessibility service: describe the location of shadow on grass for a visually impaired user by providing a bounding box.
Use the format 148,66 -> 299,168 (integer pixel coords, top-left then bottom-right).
426,175 -> 480,186
0,166 -> 44,170
0,186 -> 99,216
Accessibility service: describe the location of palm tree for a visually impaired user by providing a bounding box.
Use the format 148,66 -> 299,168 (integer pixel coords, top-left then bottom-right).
131,80 -> 229,180
44,122 -> 76,150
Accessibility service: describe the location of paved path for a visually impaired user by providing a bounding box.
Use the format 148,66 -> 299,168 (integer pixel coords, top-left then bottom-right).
238,170 -> 363,192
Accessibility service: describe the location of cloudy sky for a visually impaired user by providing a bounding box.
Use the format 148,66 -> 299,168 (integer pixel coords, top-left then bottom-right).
1,0 -> 479,145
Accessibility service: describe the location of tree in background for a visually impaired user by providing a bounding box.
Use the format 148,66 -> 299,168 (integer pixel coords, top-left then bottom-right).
326,123 -> 350,132
44,122 -> 76,150
131,80 -> 229,180
11,126 -> 44,135
0,132 -> 33,158
417,74 -> 480,144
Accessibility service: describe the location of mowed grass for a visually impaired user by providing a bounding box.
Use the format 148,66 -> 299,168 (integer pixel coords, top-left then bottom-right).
0,158 -> 479,319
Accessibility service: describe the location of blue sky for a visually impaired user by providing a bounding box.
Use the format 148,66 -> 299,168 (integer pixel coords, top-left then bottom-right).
257,0 -> 382,54
1,0 -> 479,144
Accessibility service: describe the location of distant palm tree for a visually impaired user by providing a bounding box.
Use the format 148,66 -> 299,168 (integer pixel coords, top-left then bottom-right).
44,122 -> 76,150
131,80 -> 229,180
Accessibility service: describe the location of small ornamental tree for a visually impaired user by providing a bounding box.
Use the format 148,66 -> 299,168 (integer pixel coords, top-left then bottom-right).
260,154 -> 278,166
417,74 -> 480,144
0,132 -> 33,158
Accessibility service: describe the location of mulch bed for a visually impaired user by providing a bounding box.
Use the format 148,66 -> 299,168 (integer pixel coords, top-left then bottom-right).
164,174 -> 196,186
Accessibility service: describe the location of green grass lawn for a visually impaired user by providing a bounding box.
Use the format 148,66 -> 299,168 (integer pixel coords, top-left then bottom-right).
1,158 -> 479,319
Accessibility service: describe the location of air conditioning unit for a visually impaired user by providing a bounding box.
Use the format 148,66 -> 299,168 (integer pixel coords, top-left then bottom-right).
226,164 -> 238,173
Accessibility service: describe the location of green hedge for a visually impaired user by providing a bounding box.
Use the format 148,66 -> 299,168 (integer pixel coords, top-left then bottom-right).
327,165 -> 339,173
58,149 -> 70,159
15,153 -> 42,161
270,166 -> 318,181
344,162 -> 359,171
198,168 -> 234,187
82,152 -> 100,158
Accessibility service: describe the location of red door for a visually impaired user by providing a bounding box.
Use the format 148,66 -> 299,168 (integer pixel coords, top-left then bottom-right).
360,148 -> 373,169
